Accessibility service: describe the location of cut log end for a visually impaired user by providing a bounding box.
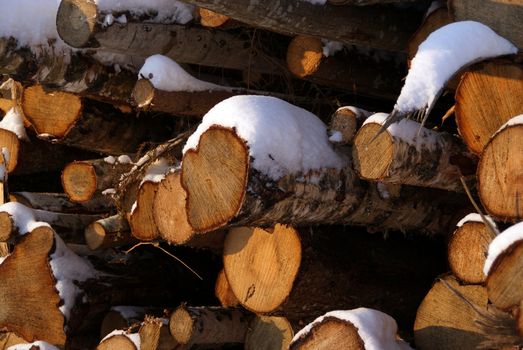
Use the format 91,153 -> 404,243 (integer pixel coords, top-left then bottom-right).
352,122 -> 393,180
214,269 -> 239,308
448,221 -> 495,284
62,161 -> 97,203
181,127 -> 249,233
290,317 -> 364,350
97,334 -> 137,350
128,181 -> 159,241
198,8 -> 230,27
478,123 -> 523,221
328,107 -> 366,145
169,306 -> 194,345
286,36 -> 323,78
57,0 -> 99,48
0,211 -> 14,241
223,224 -> 302,313
131,79 -> 155,109
0,129 -> 20,173
245,316 -> 294,350
153,171 -> 194,244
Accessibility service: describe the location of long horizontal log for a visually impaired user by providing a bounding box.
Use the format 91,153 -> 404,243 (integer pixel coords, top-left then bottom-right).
9,192 -> 111,214
175,0 -> 423,51
57,0 -> 285,75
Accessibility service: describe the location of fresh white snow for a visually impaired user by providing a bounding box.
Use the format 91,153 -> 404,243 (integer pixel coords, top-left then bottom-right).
322,39 -> 343,57
394,21 -> 517,118
494,114 -> 523,136
456,213 -> 497,229
183,95 -> 347,180
50,234 -> 97,321
96,0 -> 194,24
300,0 -> 327,4
484,222 -> 523,276
7,341 -> 59,350
292,308 -> 413,350
101,330 -> 141,348
141,158 -> 172,184
0,202 -> 50,234
139,55 -> 225,92
111,305 -> 144,320
0,108 -> 29,141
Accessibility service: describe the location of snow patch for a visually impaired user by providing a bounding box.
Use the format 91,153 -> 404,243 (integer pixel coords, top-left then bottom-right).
183,96 -> 347,180
101,330 -> 141,348
322,39 -> 343,57
456,213 -> 497,229
7,341 -> 59,350
292,308 -> 413,350
50,234 -> 97,321
328,131 -> 343,143
494,114 -> 523,136
96,0 -> 194,24
300,0 -> 327,4
484,222 -> 523,276
0,108 -> 29,141
111,305 -> 144,320
141,158 -> 171,184
118,155 -> 133,164
394,21 -> 517,117
104,156 -> 116,164
0,202 -> 50,234
139,55 -> 225,92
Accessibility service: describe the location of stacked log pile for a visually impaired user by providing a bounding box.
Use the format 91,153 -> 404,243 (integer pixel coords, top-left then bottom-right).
0,0 -> 521,349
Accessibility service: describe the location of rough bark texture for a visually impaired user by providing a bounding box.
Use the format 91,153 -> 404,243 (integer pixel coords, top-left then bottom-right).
181,127 -> 468,235
10,192 -> 110,214
178,0 -> 422,52
448,220 -> 496,284
455,60 -> 523,155
477,123 -> 523,222
352,120 -> 477,192
449,0 -> 523,51
85,215 -> 136,251
224,224 -> 449,331
290,317 -> 364,350
286,35 -> 406,99
245,315 -> 294,350
169,305 -> 252,347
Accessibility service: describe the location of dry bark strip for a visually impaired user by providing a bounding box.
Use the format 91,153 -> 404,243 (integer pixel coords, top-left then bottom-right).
352,115 -> 477,192
177,0 -> 422,52
57,0 -> 285,75
181,127 -> 467,235
455,60 -> 523,155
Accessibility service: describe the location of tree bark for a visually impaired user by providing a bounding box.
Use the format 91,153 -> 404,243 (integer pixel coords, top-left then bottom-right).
286,36 -> 406,99
352,115 -> 477,192
181,127 -> 467,235
169,305 -> 252,347
57,0 -> 285,75
449,0 -> 523,51
455,60 -> 523,155
477,118 -> 523,222
177,0 -> 422,52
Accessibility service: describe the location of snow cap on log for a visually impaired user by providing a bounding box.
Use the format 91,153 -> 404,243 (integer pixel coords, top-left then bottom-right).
385,21 -> 517,129
183,95 -> 347,180
6,341 -> 59,350
0,108 -> 28,141
99,329 -> 141,350
95,0 -> 194,24
138,55 -> 225,92
291,308 -> 413,350
484,221 -> 523,275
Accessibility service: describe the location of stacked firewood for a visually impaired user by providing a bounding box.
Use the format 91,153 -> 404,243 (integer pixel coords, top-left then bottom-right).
0,0 -> 521,349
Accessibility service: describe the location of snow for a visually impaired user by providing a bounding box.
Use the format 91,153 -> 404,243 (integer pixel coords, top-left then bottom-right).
49,234 -> 97,321
104,156 -> 116,164
394,21 -> 517,119
139,55 -> 225,92
456,213 -> 497,229
102,330 -> 141,348
322,40 -> 343,57
111,306 -> 144,320
0,202 -> 50,234
141,158 -> 171,184
0,108 -> 29,141
495,114 -> 523,136
102,188 -> 116,195
363,113 -> 440,151
183,95 -> 347,180
7,341 -> 59,350
96,0 -> 194,24
328,131 -> 343,143
118,155 -> 133,164
292,308 -> 413,350
484,222 -> 523,276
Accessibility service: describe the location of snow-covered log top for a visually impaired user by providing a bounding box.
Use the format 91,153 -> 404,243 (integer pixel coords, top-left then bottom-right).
0,108 -> 29,141
484,221 -> 523,275
493,114 -> 523,136
292,308 -> 413,350
6,341 -> 59,350
139,55 -> 225,92
393,21 -> 517,120
363,112 -> 442,151
102,329 -> 141,348
456,213 -> 497,229
183,95 -> 347,180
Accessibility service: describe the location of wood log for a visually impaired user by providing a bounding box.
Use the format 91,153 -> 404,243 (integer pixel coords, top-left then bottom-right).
128,180 -> 161,241
85,215 -> 136,251
176,0 -> 422,52
168,305 -> 252,347
9,192 -> 110,214
414,275 -> 519,350
223,224 -> 448,330
352,113 -> 477,192
21,87 -> 177,154
455,60 -> 523,155
139,316 -> 179,350
100,306 -> 147,338
449,0 -> 523,51
448,215 -> 497,284
407,6 -> 452,61
286,36 -> 405,99
62,157 -> 134,203
56,0 -> 284,75
477,116 -> 523,221
97,331 -> 140,350
214,269 -> 239,308
198,8 -> 230,28
181,126 -> 466,235
0,332 -> 28,349
245,315 -> 294,350
132,79 -> 236,118
328,106 -> 371,146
